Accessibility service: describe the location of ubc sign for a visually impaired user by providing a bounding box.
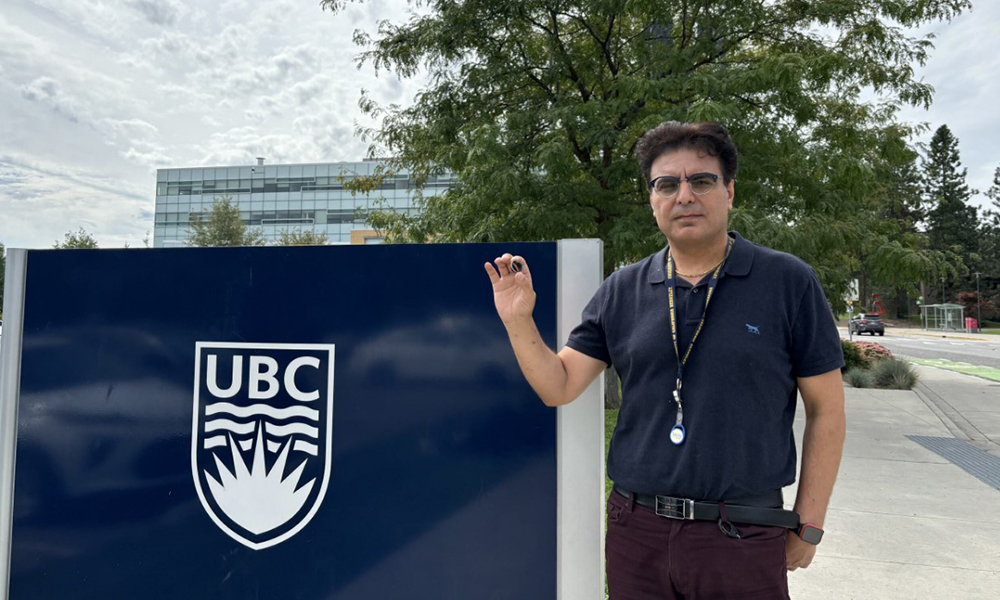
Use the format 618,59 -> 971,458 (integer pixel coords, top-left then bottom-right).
192,342 -> 335,550
2,242 -> 602,599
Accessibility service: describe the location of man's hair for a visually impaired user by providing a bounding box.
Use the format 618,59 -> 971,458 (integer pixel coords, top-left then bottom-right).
634,121 -> 738,184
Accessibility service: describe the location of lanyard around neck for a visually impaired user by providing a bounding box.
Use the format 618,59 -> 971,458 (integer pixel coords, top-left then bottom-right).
665,237 -> 733,385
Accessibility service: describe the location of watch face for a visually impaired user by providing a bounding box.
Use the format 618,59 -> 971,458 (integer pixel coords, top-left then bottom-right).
799,525 -> 824,545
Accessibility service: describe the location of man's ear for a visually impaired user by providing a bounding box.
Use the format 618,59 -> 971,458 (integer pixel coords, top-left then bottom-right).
727,180 -> 735,210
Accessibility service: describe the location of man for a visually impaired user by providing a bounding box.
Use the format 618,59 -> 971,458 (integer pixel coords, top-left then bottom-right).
484,121 -> 846,599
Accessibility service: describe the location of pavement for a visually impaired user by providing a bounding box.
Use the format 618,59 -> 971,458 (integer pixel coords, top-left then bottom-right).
785,363 -> 1000,599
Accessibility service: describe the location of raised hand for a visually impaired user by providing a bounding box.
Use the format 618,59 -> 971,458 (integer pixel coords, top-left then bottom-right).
484,253 -> 535,325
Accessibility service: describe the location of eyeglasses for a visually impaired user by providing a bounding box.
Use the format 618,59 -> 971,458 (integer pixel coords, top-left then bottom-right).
647,173 -> 720,198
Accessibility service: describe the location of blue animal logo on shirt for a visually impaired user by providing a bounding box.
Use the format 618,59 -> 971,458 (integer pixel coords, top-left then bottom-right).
746,324 -> 761,335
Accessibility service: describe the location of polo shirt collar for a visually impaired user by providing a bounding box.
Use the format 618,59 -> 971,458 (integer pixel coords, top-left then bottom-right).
646,231 -> 755,284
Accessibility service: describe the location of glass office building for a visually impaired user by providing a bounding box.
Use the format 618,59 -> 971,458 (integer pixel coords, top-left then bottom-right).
153,160 -> 453,247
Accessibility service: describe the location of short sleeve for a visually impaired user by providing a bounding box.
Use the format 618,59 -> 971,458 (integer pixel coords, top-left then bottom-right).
565,278 -> 612,366
791,269 -> 845,377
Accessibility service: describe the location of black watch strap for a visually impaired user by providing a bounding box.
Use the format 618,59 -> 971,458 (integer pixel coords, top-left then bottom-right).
797,523 -> 824,545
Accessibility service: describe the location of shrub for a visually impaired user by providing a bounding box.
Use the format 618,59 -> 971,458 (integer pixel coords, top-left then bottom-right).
870,357 -> 919,390
841,340 -> 867,372
853,341 -> 892,364
844,368 -> 873,388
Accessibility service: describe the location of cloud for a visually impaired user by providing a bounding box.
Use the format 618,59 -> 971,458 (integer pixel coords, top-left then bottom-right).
126,0 -> 186,26
0,154 -> 150,248
19,77 -> 84,123
121,145 -> 173,170
104,118 -> 159,139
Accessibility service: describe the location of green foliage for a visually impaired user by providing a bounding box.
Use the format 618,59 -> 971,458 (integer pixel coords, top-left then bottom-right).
921,125 -> 980,299
870,357 -> 919,390
187,196 -> 266,247
842,339 -> 893,371
844,368 -> 873,388
276,229 -> 329,246
604,408 -> 617,499
924,125 -> 979,262
854,340 -> 893,364
322,0 -> 970,287
841,339 -> 866,372
54,228 -> 99,249
978,165 -> 1000,288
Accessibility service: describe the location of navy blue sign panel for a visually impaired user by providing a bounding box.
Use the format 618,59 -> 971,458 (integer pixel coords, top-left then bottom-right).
9,243 -> 557,600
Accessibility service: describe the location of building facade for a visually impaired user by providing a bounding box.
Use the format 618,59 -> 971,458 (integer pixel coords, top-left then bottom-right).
153,160 -> 453,247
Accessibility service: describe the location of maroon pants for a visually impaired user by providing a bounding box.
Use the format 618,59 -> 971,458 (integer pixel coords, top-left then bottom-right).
606,491 -> 790,599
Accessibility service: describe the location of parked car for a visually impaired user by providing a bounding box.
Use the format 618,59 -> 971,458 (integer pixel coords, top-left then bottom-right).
849,313 -> 885,336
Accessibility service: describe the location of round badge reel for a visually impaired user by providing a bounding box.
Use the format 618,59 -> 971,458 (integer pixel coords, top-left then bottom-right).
669,425 -> 686,445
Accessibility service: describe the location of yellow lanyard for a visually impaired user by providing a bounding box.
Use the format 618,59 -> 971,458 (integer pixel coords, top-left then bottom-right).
664,238 -> 733,444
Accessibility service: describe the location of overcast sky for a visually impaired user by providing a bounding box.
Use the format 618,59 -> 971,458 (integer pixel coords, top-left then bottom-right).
1,0 -> 998,249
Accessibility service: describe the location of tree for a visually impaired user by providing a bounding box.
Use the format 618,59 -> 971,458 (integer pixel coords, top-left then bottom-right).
979,165 -> 1000,275
323,0 -> 966,279
275,230 -> 328,246
54,228 -> 99,249
187,196 -> 266,247
923,125 -> 979,261
323,0 -> 969,406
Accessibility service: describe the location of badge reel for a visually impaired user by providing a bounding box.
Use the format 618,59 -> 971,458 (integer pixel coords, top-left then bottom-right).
670,387 -> 686,445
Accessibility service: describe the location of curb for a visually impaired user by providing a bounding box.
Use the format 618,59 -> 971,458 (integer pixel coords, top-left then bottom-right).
836,327 -> 990,342
889,331 -> 986,342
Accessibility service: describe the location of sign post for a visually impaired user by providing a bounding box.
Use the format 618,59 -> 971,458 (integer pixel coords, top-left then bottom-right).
847,301 -> 854,342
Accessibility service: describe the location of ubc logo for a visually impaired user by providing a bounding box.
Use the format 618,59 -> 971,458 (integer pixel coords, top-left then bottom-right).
192,342 -> 335,550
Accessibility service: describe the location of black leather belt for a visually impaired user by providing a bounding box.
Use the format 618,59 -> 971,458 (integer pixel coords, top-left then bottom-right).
613,484 -> 800,530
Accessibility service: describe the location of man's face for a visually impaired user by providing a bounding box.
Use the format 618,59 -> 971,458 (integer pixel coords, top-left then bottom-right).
648,148 -> 734,247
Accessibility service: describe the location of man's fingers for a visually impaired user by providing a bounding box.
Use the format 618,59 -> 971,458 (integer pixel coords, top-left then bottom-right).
489,253 -> 531,286
493,254 -> 509,276
484,262 -> 500,285
510,255 -> 530,277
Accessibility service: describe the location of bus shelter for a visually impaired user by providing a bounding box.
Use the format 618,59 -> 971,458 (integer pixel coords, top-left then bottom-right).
922,303 -> 965,331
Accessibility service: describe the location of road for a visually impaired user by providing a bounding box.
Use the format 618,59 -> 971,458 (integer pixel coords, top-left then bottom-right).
844,330 -> 1000,370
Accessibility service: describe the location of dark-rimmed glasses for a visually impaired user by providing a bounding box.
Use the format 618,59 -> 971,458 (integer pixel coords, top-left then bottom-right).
647,173 -> 719,198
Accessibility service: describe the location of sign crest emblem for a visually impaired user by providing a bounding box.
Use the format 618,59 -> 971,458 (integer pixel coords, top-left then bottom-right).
192,342 -> 334,550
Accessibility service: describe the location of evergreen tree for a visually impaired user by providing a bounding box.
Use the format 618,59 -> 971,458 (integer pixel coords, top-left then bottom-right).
187,196 -> 266,247
923,125 -> 979,259
978,164 -> 1000,291
984,164 -> 1000,229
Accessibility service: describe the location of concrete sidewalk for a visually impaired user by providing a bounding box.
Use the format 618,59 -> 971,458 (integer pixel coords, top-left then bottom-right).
785,366 -> 1000,599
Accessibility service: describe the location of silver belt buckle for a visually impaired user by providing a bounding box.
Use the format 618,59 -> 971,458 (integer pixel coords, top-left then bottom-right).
654,495 -> 695,520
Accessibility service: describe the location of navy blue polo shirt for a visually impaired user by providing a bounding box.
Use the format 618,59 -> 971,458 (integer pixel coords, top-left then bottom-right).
566,232 -> 844,500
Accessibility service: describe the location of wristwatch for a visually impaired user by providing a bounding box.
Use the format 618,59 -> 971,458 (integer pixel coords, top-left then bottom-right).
797,523 -> 824,545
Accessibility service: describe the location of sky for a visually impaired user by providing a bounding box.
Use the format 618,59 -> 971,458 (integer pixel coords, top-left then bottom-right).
1,0 -> 998,249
